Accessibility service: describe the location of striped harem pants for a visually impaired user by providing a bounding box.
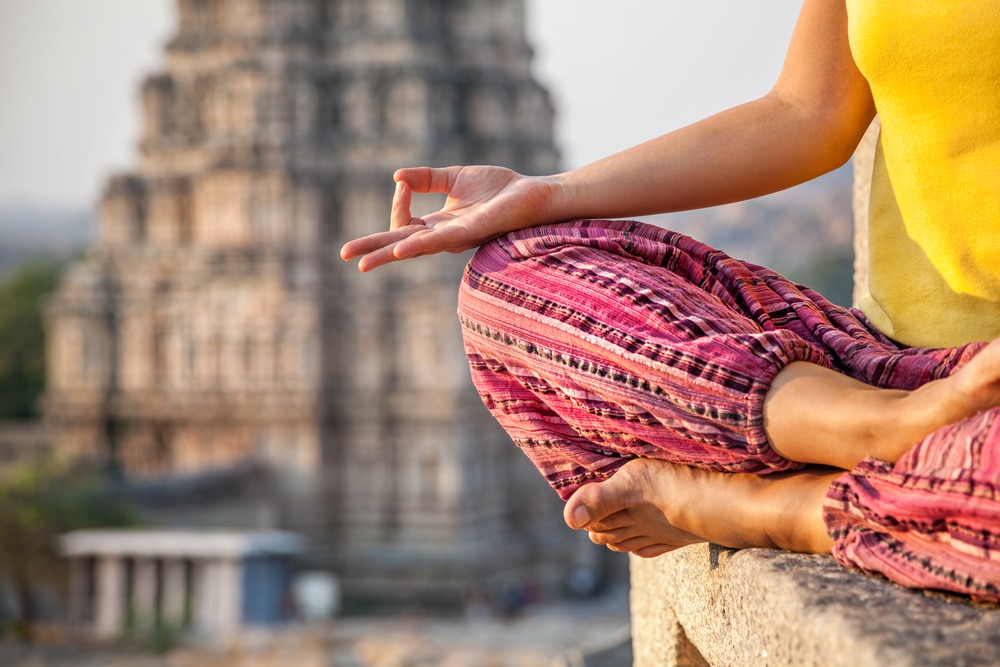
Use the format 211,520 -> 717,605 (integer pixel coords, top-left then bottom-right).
457,219 -> 1000,601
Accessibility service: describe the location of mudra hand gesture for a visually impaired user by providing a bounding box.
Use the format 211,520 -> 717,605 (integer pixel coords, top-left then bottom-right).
340,165 -> 557,272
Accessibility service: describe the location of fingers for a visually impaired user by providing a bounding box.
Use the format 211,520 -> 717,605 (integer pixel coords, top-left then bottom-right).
389,180 -> 414,230
341,166 -> 472,271
339,225 -> 427,264
342,170 -> 441,264
390,220 -> 469,259
341,221 -> 472,272
392,166 -> 469,231
394,166 -> 462,194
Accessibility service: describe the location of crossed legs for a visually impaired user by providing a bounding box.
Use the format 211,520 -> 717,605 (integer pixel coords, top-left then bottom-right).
459,220 -> 1000,598
566,340 -> 1000,557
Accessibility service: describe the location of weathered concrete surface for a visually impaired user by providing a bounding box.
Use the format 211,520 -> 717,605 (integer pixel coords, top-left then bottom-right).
631,544 -> 1000,667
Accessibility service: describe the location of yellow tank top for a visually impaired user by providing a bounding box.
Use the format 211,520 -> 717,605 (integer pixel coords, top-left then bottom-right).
847,0 -> 1000,348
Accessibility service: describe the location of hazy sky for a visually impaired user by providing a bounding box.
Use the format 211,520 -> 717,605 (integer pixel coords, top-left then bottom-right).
0,0 -> 802,209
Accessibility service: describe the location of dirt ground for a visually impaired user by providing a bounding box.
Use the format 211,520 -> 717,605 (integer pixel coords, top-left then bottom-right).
0,583 -> 630,667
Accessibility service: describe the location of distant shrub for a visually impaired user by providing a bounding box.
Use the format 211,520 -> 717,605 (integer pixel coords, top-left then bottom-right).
0,457 -> 138,640
0,262 -> 62,420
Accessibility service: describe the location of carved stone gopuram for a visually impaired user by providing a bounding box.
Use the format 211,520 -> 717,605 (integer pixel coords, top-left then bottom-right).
45,0 -> 584,607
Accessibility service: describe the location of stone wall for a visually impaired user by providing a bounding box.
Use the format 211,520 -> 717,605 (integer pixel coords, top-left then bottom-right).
630,545 -> 1000,667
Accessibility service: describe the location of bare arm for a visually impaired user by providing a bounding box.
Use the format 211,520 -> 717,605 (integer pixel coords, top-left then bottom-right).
341,0 -> 875,271
551,0 -> 874,219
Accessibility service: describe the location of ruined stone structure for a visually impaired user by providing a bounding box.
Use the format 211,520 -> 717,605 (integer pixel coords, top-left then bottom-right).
45,0 -> 582,606
61,529 -> 303,645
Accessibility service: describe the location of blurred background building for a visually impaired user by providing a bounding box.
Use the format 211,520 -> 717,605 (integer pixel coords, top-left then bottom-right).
0,0 -> 855,655
42,0 -> 592,613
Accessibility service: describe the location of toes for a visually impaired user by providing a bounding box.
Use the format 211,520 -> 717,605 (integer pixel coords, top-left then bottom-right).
595,534 -> 670,554
586,509 -> 634,533
588,527 -> 637,546
634,544 -> 677,558
588,527 -> 679,556
565,500 -> 593,531
563,468 -> 639,530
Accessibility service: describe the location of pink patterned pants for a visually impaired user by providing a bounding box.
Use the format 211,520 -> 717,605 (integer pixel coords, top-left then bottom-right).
457,219 -> 1000,601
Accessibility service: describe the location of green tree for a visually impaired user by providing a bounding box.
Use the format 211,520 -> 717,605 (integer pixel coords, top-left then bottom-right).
0,458 -> 138,639
0,263 -> 61,420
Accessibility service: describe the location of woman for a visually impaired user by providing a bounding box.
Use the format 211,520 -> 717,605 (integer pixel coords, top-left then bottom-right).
341,0 -> 1000,600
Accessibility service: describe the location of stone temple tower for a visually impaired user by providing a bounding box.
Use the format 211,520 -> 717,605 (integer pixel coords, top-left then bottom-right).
44,0 -> 584,606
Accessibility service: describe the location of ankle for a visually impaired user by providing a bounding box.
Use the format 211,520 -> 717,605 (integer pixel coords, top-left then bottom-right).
760,469 -> 837,554
876,378 -> 974,462
672,469 -> 780,550
866,389 -> 919,462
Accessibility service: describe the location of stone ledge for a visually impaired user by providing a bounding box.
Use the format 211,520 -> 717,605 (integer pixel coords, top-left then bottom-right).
630,544 -> 1000,666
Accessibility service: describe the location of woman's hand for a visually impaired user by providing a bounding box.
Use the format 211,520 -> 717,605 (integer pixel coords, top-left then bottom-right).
340,165 -> 559,272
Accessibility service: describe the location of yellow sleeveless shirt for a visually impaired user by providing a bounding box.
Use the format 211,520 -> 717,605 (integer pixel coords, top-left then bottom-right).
847,0 -> 1000,347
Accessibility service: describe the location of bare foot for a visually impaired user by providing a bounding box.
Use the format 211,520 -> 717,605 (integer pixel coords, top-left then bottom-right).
937,336 -> 1000,423
563,458 -> 838,556
875,336 -> 1000,461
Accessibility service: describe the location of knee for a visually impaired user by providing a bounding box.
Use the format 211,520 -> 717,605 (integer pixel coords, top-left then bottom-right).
467,234 -> 508,275
461,220 -> 586,289
458,238 -> 504,324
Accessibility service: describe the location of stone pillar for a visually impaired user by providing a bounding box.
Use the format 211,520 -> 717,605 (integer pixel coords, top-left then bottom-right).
215,558 -> 244,642
191,559 -> 220,638
133,558 -> 159,630
95,556 -> 126,640
162,559 -> 188,626
66,557 -> 88,628
191,557 -> 243,641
